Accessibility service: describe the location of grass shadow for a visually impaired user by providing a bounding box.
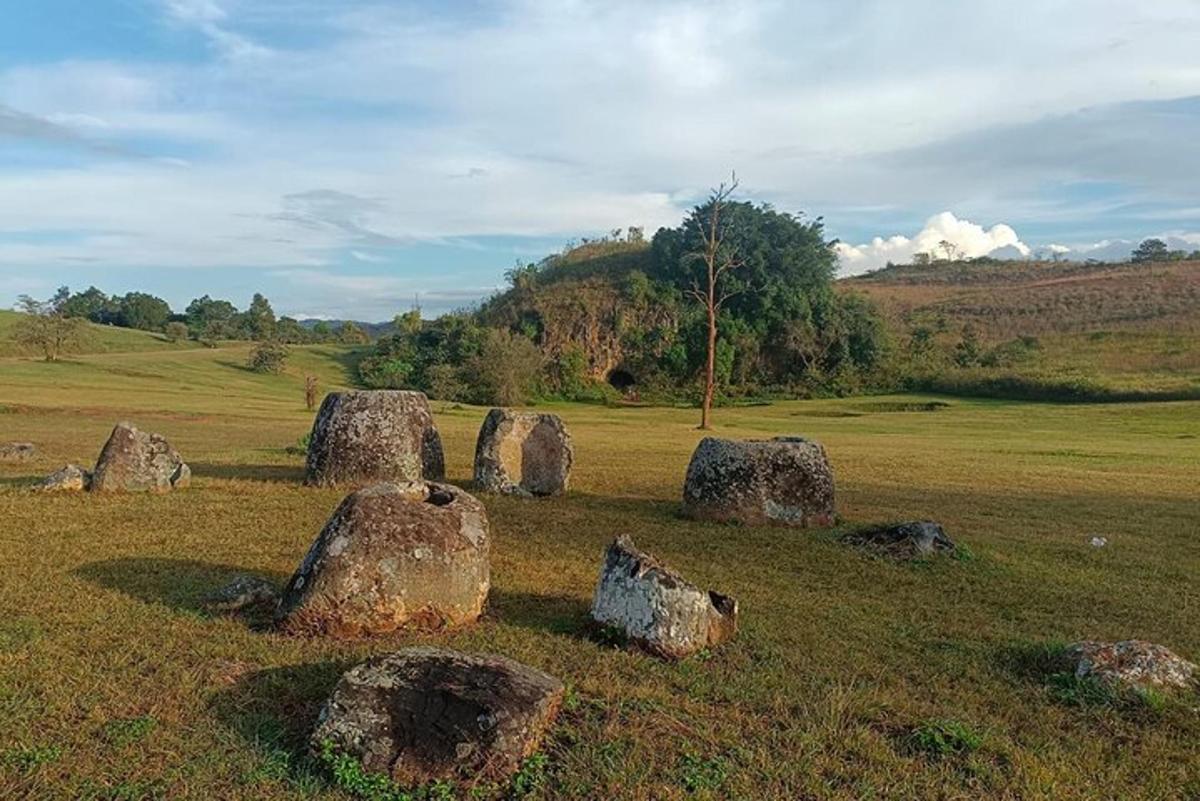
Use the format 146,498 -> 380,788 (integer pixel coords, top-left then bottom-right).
992,640 -> 1073,686
189,462 -> 306,483
74,557 -> 289,619
208,662 -> 347,791
0,475 -> 41,489
561,492 -> 682,522
486,588 -> 592,637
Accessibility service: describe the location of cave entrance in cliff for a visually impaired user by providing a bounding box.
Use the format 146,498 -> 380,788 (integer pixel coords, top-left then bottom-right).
606,368 -> 636,392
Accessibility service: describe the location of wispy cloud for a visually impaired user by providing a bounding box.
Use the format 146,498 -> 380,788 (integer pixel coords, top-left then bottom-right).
1,1 -> 1199,314
0,104 -> 138,156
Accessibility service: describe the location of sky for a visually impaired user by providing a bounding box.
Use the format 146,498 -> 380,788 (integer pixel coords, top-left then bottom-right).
1,1 -> 1199,320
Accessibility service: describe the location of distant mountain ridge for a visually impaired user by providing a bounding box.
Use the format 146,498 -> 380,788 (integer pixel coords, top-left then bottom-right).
297,318 -> 394,340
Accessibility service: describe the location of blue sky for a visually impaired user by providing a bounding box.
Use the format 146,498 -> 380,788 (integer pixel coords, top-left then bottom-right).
2,1 -> 1199,319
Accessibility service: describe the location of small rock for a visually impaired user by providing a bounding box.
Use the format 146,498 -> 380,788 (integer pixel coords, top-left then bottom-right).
589,535 -> 737,660
90,422 -> 190,493
0,442 -> 36,462
305,390 -> 445,487
38,464 -> 92,492
1067,640 -> 1198,691
473,408 -> 574,496
843,520 -> 956,558
312,647 -> 563,787
276,481 -> 490,637
203,575 -> 279,612
682,436 -> 835,527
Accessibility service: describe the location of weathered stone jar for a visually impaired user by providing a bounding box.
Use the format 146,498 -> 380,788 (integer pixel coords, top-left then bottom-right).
90,422 -> 191,492
312,647 -> 563,786
590,535 -> 738,660
682,436 -> 835,526
276,481 -> 489,636
473,408 -> 574,496
305,390 -> 444,487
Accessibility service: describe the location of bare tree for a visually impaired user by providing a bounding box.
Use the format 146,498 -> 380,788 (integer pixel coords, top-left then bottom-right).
685,174 -> 743,430
938,239 -> 961,262
14,287 -> 86,362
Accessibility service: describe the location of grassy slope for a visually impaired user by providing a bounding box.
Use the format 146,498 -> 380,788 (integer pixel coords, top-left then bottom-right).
0,310 -> 204,358
1,347 -> 1198,799
843,260 -> 1200,395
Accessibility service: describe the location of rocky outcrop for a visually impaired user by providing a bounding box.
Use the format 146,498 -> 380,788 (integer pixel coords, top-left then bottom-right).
0,442 -> 35,462
305,391 -> 444,487
590,535 -> 737,660
843,521 -> 955,558
682,436 -> 835,527
38,464 -> 91,492
1066,640 -> 1197,691
473,409 -> 574,496
203,575 -> 280,613
276,481 -> 489,637
312,647 -> 563,787
90,422 -> 190,493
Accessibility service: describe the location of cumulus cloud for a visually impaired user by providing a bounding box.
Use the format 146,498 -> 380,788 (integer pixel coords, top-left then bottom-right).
835,212 -> 1030,274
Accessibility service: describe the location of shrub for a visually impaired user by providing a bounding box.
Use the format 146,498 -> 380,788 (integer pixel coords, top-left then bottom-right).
164,321 -> 189,343
247,341 -> 289,374
906,719 -> 985,759
464,328 -> 543,406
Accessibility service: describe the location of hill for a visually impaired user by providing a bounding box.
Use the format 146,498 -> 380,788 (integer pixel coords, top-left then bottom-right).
841,259 -> 1200,400
841,258 -> 1200,338
0,310 -> 199,358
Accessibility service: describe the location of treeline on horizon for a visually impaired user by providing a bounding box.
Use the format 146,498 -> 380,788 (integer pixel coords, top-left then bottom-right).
11,216 -> 1197,404
48,286 -> 372,346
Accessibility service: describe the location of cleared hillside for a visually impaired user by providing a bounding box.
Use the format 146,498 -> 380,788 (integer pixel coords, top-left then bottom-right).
842,260 -> 1200,400
842,259 -> 1200,339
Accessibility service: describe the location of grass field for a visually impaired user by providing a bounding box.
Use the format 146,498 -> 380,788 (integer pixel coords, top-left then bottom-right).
1,344 -> 1198,800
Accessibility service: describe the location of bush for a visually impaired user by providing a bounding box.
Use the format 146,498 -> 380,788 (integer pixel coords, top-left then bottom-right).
164,322 -> 189,343
465,329 -> 543,406
247,341 -> 289,374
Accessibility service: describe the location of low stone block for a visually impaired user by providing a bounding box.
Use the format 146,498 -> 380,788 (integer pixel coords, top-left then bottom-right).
312,647 -> 563,786
682,436 -> 835,527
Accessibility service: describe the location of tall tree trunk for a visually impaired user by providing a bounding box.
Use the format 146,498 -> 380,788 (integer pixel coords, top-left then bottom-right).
700,296 -> 716,429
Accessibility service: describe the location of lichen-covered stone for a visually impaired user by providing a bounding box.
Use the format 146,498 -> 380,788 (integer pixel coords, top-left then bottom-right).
38,463 -> 91,492
276,481 -> 489,637
305,391 -> 445,487
843,520 -> 955,558
590,535 -> 737,660
0,442 -> 36,462
312,647 -> 563,787
90,422 -> 190,493
682,436 -> 835,527
1066,640 -> 1197,691
203,575 -> 279,612
473,409 -> 574,496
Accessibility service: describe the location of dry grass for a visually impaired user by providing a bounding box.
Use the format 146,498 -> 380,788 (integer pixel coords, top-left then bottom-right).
1,345 -> 1198,799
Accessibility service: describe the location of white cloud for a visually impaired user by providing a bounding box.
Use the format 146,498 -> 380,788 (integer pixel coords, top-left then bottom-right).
835,212 -> 1030,274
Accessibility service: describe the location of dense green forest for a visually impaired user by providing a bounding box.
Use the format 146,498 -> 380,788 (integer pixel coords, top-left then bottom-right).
359,201 -> 889,405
